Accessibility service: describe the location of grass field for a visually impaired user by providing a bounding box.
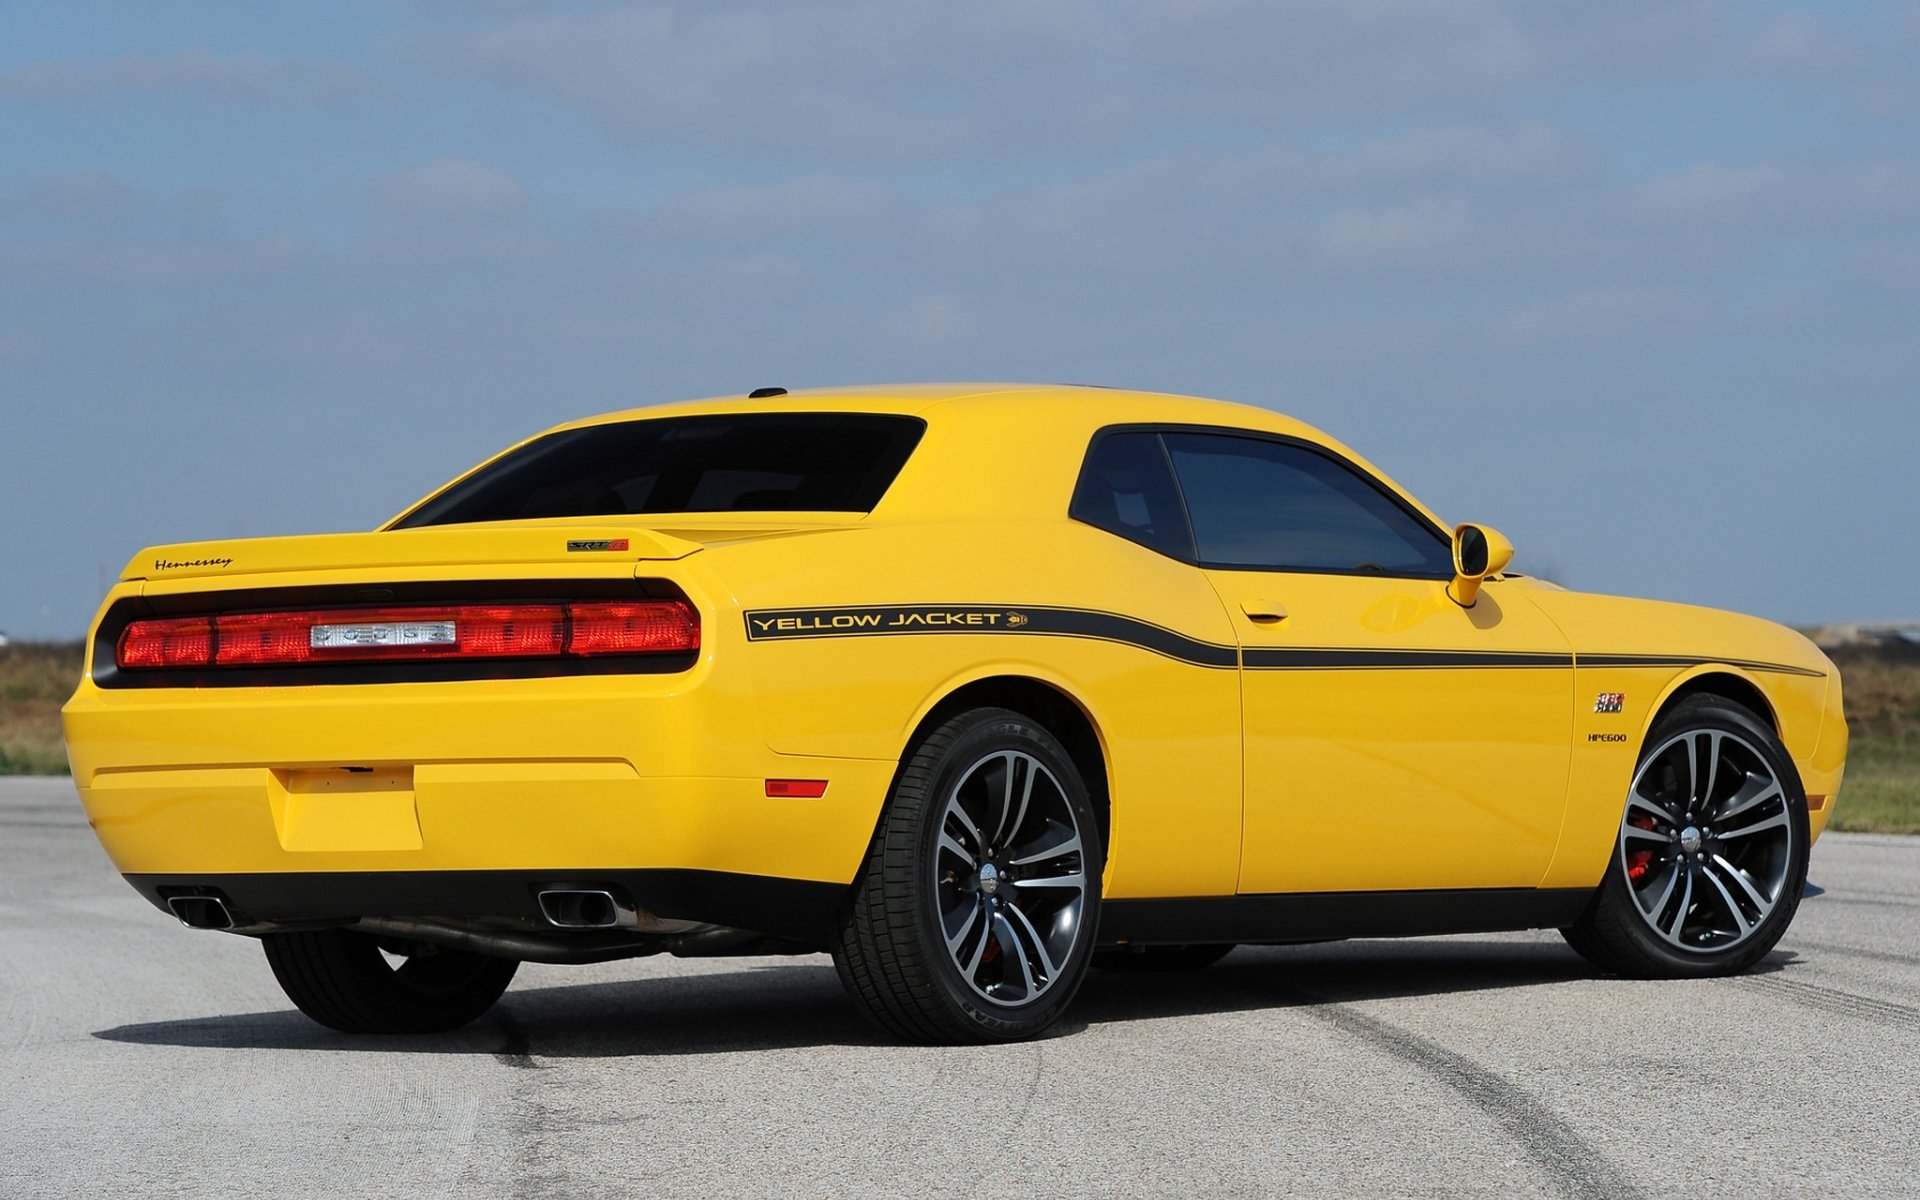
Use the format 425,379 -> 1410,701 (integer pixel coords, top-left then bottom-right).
0,641 -> 79,776
1822,646 -> 1920,834
2,638 -> 1915,831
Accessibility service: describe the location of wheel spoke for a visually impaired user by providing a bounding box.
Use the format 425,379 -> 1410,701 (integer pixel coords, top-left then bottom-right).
1003,902 -> 1062,982
1718,809 -> 1789,841
1628,785 -> 1678,823
1660,864 -> 1694,940
944,896 -> 987,956
1001,755 -> 1041,848
943,795 -> 986,856
959,902 -> 992,980
1636,860 -> 1681,920
1709,853 -> 1773,914
1012,869 -> 1085,892
1698,863 -> 1754,937
1682,736 -> 1701,809
938,830 -> 977,869
1698,732 -> 1723,809
1623,824 -> 1675,844
1713,772 -> 1781,823
1011,829 -> 1081,866
991,911 -> 1037,1000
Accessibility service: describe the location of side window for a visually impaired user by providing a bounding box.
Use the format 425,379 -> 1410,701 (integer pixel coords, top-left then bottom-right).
1069,432 -> 1196,561
1161,432 -> 1453,576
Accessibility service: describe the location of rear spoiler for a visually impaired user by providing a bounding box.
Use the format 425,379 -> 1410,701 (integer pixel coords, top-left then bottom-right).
122,525 -> 703,583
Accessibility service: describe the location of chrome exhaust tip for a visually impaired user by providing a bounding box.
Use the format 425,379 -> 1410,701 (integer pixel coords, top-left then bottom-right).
536,888 -> 630,930
167,894 -> 236,930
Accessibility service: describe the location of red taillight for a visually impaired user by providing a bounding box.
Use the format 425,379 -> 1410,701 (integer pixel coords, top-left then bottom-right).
115,600 -> 699,670
116,617 -> 214,669
568,602 -> 702,656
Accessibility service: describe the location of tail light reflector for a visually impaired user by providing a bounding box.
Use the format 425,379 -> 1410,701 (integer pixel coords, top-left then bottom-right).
116,600 -> 699,670
765,779 -> 829,798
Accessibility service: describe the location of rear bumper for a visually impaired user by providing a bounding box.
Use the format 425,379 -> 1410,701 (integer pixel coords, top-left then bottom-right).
76,761 -> 894,884
64,671 -> 899,926
127,868 -> 845,946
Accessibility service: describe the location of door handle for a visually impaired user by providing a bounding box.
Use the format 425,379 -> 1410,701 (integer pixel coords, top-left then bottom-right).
1240,599 -> 1289,622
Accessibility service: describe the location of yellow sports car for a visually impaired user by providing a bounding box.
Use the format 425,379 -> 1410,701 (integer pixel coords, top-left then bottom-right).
63,384 -> 1846,1043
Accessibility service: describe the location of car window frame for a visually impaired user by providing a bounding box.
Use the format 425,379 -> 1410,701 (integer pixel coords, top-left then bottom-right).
388,412 -> 930,529
1070,423 -> 1456,581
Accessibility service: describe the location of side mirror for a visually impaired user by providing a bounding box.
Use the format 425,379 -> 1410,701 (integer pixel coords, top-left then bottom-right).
1449,523 -> 1514,607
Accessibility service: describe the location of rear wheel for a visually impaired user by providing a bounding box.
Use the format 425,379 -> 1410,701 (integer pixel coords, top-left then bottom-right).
1562,696 -> 1809,978
262,928 -> 519,1033
834,708 -> 1103,1043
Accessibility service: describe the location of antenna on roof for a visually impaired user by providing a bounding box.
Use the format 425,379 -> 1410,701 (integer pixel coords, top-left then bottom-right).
748,387 -> 788,399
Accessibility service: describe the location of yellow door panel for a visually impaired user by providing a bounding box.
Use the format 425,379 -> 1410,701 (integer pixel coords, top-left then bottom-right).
1214,573 -> 1575,893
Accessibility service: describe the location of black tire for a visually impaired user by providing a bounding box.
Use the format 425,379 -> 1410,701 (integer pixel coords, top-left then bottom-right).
1092,944 -> 1235,972
262,928 -> 519,1034
1562,695 -> 1810,978
833,707 -> 1104,1043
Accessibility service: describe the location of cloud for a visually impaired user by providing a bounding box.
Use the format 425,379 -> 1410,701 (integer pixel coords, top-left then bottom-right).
0,49 -> 383,108
0,174 -> 303,284
427,6 -> 973,160
645,175 -> 895,237
4,2 -> 1918,636
1488,285 -> 1698,345
369,157 -> 531,216
420,1 -> 1854,165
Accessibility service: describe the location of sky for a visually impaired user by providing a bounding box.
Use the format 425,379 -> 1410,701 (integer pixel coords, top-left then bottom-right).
2,0 -> 1917,640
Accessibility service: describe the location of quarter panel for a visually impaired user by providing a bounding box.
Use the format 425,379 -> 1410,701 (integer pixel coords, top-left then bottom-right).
713,520 -> 1246,899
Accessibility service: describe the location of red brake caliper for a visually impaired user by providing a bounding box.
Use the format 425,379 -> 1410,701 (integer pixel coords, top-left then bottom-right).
1625,815 -> 1657,881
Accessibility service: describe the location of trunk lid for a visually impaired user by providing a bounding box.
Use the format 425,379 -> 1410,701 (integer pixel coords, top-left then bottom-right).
124,523 -> 708,583
124,515 -> 866,583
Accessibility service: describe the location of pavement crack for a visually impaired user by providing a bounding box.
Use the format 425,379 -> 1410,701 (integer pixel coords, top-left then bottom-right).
1009,1040 -> 1045,1131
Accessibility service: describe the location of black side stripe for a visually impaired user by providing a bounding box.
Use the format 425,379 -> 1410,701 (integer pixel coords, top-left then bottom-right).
744,604 -> 1237,668
743,605 -> 1824,677
1578,654 -> 1826,678
1242,648 -> 1570,670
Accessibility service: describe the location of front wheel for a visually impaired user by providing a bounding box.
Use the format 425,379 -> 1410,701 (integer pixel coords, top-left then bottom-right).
262,928 -> 519,1033
1562,696 -> 1809,978
834,708 -> 1103,1043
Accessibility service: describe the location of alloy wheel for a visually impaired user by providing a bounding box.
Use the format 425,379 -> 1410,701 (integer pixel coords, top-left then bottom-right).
1619,728 -> 1796,953
933,750 -> 1088,1007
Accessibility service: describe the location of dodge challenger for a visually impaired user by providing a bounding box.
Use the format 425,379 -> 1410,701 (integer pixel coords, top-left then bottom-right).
62,384 -> 1847,1043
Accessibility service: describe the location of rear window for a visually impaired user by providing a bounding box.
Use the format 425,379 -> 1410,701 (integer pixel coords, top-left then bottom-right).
394,413 -> 926,528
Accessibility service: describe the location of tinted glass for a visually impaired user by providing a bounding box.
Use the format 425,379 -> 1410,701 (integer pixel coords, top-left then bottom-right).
395,414 -> 925,527
1068,432 -> 1196,560
1162,432 -> 1452,575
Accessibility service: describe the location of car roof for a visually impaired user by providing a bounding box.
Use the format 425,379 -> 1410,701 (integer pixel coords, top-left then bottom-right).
487,383 -> 1447,533
555,382 -> 1323,441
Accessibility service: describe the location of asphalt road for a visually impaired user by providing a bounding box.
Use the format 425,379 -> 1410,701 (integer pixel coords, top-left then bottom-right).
2,776 -> 1915,1199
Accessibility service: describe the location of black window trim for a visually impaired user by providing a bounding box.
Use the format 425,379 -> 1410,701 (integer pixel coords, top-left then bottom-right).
1070,423 -> 1457,581
389,411 -> 930,529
